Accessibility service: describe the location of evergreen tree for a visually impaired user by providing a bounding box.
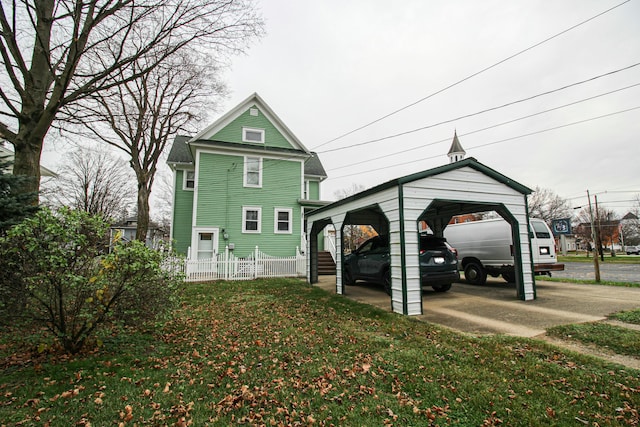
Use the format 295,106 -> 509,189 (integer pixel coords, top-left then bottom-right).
0,156 -> 38,234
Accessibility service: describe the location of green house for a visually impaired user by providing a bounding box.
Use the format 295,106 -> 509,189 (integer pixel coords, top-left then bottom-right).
167,93 -> 328,259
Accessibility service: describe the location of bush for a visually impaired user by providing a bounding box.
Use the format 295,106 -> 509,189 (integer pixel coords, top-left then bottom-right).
0,208 -> 181,354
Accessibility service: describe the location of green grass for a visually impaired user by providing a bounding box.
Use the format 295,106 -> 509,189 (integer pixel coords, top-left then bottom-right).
1,278 -> 639,426
558,254 -> 640,264
609,308 -> 640,325
547,323 -> 640,358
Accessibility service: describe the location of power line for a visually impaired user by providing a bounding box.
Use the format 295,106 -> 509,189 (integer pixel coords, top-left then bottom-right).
326,81 -> 640,172
317,63 -> 640,155
311,0 -> 632,151
326,106 -> 640,182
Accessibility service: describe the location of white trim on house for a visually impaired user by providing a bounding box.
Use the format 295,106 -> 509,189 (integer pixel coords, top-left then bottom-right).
243,156 -> 262,188
188,93 -> 310,152
169,168 -> 177,244
242,206 -> 262,233
274,208 -> 293,234
191,152 -> 202,237
242,127 -> 265,144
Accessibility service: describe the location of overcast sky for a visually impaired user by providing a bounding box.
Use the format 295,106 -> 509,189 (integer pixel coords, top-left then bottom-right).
211,0 -> 640,215
35,0 -> 639,217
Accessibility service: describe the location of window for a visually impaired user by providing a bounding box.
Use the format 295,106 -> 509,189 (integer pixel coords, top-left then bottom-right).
242,206 -> 261,233
244,156 -> 262,187
274,208 -> 292,234
304,180 -> 309,200
183,170 -> 195,190
242,127 -> 265,143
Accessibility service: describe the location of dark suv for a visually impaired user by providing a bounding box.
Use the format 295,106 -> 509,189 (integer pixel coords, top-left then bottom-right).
343,234 -> 459,295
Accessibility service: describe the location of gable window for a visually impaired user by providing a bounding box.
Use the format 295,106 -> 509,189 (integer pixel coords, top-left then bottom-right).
274,208 -> 292,234
242,127 -> 265,143
183,170 -> 195,190
244,156 -> 262,187
242,206 -> 261,233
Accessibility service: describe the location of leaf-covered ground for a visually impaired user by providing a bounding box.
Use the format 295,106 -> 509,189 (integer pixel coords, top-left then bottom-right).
1,279 -> 638,426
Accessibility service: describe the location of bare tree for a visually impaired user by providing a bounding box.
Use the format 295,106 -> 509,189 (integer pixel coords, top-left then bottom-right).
0,0 -> 263,199
334,183 -> 377,251
65,52 -> 223,240
527,186 -> 572,225
45,147 -> 135,220
573,205 -> 619,256
151,163 -> 175,235
620,195 -> 640,246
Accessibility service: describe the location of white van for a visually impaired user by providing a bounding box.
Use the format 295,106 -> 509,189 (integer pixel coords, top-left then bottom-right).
444,218 -> 564,285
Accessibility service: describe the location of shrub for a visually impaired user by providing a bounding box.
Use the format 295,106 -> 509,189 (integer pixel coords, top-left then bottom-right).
0,208 -> 181,354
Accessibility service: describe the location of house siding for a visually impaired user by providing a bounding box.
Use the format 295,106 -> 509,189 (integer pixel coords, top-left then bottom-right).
195,150 -> 303,257
308,180 -> 320,200
172,169 -> 194,254
211,108 -> 293,150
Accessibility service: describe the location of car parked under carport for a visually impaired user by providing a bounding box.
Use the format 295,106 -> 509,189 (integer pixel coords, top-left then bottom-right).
343,234 -> 459,295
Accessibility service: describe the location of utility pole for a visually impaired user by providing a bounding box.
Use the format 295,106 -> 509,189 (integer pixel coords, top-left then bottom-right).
587,190 -> 601,282
594,195 -> 604,261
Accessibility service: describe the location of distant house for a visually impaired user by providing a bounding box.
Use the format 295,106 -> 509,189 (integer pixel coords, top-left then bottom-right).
109,216 -> 167,250
167,93 -> 328,259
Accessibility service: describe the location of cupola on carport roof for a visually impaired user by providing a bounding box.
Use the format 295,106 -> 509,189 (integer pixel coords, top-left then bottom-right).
305,157 -> 534,316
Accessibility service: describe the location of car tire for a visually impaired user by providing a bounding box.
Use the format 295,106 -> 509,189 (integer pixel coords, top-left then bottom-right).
383,270 -> 392,296
432,283 -> 452,292
464,262 -> 487,285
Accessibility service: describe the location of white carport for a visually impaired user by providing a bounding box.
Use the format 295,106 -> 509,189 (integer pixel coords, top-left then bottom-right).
306,158 -> 535,316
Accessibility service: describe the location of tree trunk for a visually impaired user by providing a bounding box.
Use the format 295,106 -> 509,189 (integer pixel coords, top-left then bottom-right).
136,183 -> 151,242
11,133 -> 45,201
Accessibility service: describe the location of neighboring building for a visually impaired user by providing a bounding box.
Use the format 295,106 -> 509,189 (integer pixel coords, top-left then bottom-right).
0,143 -> 57,177
167,93 -> 328,259
447,130 -> 466,163
109,216 -> 167,250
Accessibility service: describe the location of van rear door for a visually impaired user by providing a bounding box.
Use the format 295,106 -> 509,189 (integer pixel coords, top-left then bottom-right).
529,219 -> 564,273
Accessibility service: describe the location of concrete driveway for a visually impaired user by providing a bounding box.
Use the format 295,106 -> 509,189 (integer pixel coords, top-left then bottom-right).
315,276 -> 640,337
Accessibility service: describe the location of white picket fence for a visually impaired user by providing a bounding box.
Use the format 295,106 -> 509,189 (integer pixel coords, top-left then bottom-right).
165,246 -> 306,282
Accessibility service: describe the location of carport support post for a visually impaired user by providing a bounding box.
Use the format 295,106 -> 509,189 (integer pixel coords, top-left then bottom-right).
332,214 -> 346,294
307,222 -> 320,284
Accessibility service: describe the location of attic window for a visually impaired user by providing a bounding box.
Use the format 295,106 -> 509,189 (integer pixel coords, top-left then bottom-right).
243,127 -> 264,143
249,108 -> 259,116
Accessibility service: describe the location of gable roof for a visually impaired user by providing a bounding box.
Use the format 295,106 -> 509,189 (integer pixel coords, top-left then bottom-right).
167,135 -> 326,178
309,157 -> 532,215
190,92 -> 309,153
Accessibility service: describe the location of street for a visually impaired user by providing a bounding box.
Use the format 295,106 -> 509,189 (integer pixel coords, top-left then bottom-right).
552,261 -> 640,283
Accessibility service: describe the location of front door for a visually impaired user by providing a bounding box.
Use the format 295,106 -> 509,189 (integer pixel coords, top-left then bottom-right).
192,228 -> 219,260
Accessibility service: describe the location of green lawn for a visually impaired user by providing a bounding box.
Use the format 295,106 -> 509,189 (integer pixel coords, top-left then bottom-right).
558,254 -> 640,264
609,308 -> 640,325
547,323 -> 640,358
1,279 -> 639,426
